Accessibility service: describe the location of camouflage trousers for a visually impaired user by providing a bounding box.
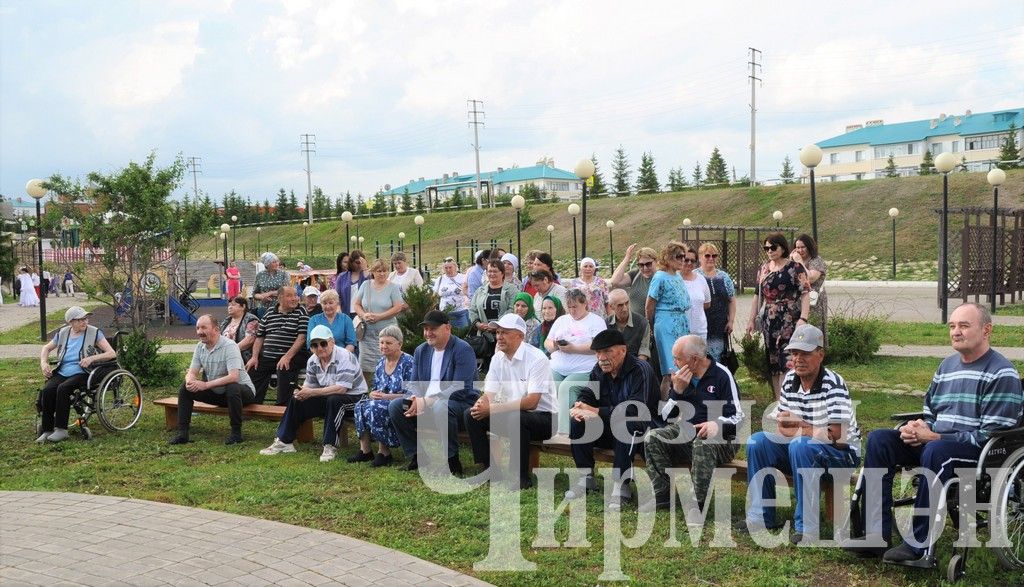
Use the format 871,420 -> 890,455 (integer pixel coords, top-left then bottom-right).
644,422 -> 738,504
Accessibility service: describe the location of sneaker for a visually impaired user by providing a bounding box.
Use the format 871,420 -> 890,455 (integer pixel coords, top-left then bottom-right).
448,455 -> 464,476
732,518 -> 784,534
169,434 -> 190,445
840,534 -> 890,558
882,543 -> 933,568
320,445 -> 337,462
36,432 -> 50,443
371,453 -> 393,468
259,438 -> 296,455
46,429 -> 69,443
404,456 -> 419,471
224,433 -> 243,445
608,481 -> 633,511
564,476 -> 597,500
346,450 -> 373,463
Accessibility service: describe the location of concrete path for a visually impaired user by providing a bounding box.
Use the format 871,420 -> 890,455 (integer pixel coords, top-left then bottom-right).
0,294 -> 93,331
0,491 -> 490,587
879,344 -> 1024,361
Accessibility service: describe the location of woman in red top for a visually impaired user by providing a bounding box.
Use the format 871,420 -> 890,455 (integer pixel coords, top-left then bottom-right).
225,261 -> 242,300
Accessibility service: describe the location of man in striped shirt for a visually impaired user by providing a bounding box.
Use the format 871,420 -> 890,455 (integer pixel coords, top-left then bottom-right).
850,303 -> 1023,566
246,286 -> 310,405
741,323 -> 861,543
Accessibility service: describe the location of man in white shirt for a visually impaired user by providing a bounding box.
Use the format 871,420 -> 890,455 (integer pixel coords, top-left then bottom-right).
464,314 -> 556,490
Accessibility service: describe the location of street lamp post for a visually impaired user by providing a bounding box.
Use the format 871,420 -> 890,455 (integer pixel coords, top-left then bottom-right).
398,231 -> 406,251
547,224 -> 554,256
574,159 -> 596,258
231,215 -> 238,260
987,168 -> 1006,313
773,210 -> 783,229
26,179 -> 47,341
568,203 -> 580,277
935,152 -> 956,324
341,211 -> 353,249
219,232 -> 228,298
800,144 -> 823,244
255,226 -> 261,253
302,221 -> 309,257
414,215 -> 425,269
606,220 -> 615,269
682,217 -> 691,242
511,195 -> 525,277
888,208 -> 899,280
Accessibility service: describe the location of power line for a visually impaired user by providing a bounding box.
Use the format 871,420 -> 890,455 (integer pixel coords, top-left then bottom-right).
467,99 -> 486,208
301,133 -> 316,223
186,156 -> 202,199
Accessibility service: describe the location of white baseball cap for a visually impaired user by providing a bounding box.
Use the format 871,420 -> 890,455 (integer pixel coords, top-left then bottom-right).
309,325 -> 334,342
488,313 -> 527,334
302,286 -> 321,298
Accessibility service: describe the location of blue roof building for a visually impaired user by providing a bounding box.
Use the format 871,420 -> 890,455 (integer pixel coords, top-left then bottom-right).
809,108 -> 1022,181
383,163 -> 583,208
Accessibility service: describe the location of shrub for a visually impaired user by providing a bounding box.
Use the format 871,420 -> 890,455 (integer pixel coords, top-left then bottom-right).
825,314 -> 882,364
117,329 -> 179,386
739,333 -> 771,387
396,283 -> 440,354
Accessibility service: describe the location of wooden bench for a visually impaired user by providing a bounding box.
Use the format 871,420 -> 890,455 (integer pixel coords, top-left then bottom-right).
154,397 -> 315,443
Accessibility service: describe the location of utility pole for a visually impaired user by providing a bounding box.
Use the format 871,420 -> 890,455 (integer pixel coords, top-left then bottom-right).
186,156 -> 202,199
301,133 -> 316,224
467,99 -> 485,208
748,47 -> 762,185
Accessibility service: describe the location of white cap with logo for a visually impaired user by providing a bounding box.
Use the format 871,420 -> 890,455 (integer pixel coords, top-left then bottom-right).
488,314 -> 527,334
309,325 -> 334,342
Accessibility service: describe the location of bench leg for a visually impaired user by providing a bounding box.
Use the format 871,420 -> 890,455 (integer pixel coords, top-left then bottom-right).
824,480 -> 835,523
528,445 -> 541,476
163,406 -> 178,431
296,420 -> 314,444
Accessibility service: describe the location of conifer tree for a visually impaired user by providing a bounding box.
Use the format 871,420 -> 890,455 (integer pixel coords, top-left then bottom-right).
998,122 -> 1020,169
705,147 -> 728,185
919,149 -> 935,175
611,146 -> 631,196
780,156 -> 795,184
589,153 -> 607,198
692,162 -> 703,187
635,152 -> 660,194
884,155 -> 899,178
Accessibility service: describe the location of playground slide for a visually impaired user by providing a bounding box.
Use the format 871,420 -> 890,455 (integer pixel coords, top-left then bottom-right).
167,295 -> 198,325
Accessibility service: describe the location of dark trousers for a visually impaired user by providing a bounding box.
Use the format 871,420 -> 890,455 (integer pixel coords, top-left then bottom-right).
569,413 -> 642,480
864,428 -> 981,553
176,383 -> 256,433
250,350 -> 309,405
39,373 -> 88,432
276,393 -> 361,445
463,409 -> 555,483
389,396 -> 476,460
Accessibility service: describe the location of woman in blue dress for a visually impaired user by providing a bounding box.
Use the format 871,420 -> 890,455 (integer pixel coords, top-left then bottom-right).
349,325 -> 414,467
645,241 -> 692,396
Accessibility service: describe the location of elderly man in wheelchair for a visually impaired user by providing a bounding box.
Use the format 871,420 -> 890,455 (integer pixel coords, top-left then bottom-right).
843,303 -> 1024,580
36,306 -> 142,441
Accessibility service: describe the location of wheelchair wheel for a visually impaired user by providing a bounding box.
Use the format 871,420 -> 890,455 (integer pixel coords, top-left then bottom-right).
993,451 -> 1024,571
890,470 -> 921,538
946,553 -> 965,582
96,370 -> 143,432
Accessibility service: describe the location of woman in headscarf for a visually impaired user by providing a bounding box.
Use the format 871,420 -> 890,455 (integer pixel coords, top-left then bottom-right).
501,253 -> 522,289
567,257 -> 609,318
537,295 -> 565,355
512,292 -> 540,346
252,252 -> 288,317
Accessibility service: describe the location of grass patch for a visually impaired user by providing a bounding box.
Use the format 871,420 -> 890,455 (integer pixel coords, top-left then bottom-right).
999,303 -> 1024,317
1,356 -> 1021,585
877,321 -> 1024,348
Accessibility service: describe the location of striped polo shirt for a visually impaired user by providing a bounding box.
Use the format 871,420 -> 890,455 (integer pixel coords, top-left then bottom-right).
923,348 -> 1023,447
305,346 -> 367,396
779,366 -> 861,453
256,306 -> 309,360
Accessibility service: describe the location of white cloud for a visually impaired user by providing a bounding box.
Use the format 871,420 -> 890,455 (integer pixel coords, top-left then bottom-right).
101,21 -> 203,108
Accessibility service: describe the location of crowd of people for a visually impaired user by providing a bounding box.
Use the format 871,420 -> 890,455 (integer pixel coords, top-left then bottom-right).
13,265 -> 77,307
33,233 -> 1023,570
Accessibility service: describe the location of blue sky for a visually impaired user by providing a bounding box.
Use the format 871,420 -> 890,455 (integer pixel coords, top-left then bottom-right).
2,0 -> 1022,207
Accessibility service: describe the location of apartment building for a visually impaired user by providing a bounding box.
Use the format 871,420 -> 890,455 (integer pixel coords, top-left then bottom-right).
383,163 -> 582,207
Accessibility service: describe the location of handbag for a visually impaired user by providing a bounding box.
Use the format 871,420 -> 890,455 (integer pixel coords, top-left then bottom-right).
720,336 -> 740,374
465,332 -> 494,359
353,316 -> 366,341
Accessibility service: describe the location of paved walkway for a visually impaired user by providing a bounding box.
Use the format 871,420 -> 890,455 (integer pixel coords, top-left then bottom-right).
0,491 -> 490,587
0,294 -> 92,331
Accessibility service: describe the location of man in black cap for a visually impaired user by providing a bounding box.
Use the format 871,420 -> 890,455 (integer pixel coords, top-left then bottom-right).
389,310 -> 479,474
564,328 -> 660,509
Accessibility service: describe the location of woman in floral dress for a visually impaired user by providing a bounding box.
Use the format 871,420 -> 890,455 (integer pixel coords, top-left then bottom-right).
567,257 -> 609,318
349,325 -> 414,467
746,232 -> 810,399
645,241 -> 692,396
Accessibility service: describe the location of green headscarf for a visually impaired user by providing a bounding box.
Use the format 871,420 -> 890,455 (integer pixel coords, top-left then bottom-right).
538,294 -> 566,352
513,292 -> 537,321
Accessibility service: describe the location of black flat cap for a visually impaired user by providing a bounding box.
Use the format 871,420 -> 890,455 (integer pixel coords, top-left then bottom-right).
590,328 -> 626,350
419,310 -> 450,327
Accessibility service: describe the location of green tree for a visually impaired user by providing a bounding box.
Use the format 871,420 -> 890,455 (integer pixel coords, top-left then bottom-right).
958,155 -> 969,173
0,195 -> 17,286
635,152 -> 660,194
414,191 -> 426,214
884,155 -> 899,178
705,147 -> 728,185
343,191 -> 355,215
311,186 -> 329,218
372,190 -> 388,216
333,195 -> 345,217
692,162 -> 703,187
274,188 -> 288,221
261,198 -> 271,221
400,187 -> 413,215
611,145 -> 631,196
287,190 -> 301,219
997,122 -> 1020,170
919,149 -> 935,175
588,153 -> 607,198
355,193 -> 367,215
519,183 -> 545,203
780,156 -> 795,184
387,194 -> 398,216
449,188 -> 464,209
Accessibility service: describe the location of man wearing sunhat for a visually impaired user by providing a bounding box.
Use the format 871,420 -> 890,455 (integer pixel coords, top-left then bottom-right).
260,324 -> 366,462
464,313 -> 557,489
564,328 -> 660,508
170,314 -> 257,446
389,310 -> 479,474
741,323 -> 861,544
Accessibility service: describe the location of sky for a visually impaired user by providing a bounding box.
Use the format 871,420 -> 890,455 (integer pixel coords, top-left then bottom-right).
1,0 -> 1022,207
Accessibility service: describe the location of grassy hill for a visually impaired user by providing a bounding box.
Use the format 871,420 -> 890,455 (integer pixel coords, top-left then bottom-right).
193,170 -> 1024,276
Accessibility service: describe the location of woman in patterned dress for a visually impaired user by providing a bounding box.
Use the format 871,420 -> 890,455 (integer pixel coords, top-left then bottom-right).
349,325 -> 414,467
745,232 -> 810,399
567,257 -> 609,318
790,233 -> 828,348
252,252 -> 289,317
645,241 -> 692,396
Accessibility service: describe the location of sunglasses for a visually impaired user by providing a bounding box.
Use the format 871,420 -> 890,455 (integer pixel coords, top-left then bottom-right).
636,261 -> 654,268
682,258 -> 697,264
763,244 -> 779,252
703,254 -> 719,259
674,254 -> 686,260
310,340 -> 330,349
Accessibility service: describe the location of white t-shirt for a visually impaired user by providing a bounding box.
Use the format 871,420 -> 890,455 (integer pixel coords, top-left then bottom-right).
426,348 -> 445,397
433,273 -> 467,312
485,342 -> 556,413
547,312 -> 607,375
682,274 -> 711,338
389,268 -> 424,293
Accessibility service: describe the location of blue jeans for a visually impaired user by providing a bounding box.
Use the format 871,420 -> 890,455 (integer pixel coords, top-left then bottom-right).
746,431 -> 860,534
448,309 -> 470,328
388,396 -> 475,460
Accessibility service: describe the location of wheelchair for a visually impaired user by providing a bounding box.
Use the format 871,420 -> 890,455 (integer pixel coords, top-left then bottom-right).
848,407 -> 1024,582
35,361 -> 143,440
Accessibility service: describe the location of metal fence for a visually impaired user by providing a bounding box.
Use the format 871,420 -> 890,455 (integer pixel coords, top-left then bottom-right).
677,225 -> 799,292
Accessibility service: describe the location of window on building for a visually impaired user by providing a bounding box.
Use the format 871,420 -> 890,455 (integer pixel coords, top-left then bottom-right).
967,133 -> 1008,150
952,141 -> 960,153
930,143 -> 943,154
854,173 -> 863,180
829,153 -> 839,165
906,143 -> 915,155
855,150 -> 864,162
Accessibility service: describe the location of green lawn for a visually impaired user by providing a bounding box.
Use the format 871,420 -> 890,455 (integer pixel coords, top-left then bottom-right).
1,356 -> 1020,586
999,303 -> 1024,317
876,321 -> 1024,348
